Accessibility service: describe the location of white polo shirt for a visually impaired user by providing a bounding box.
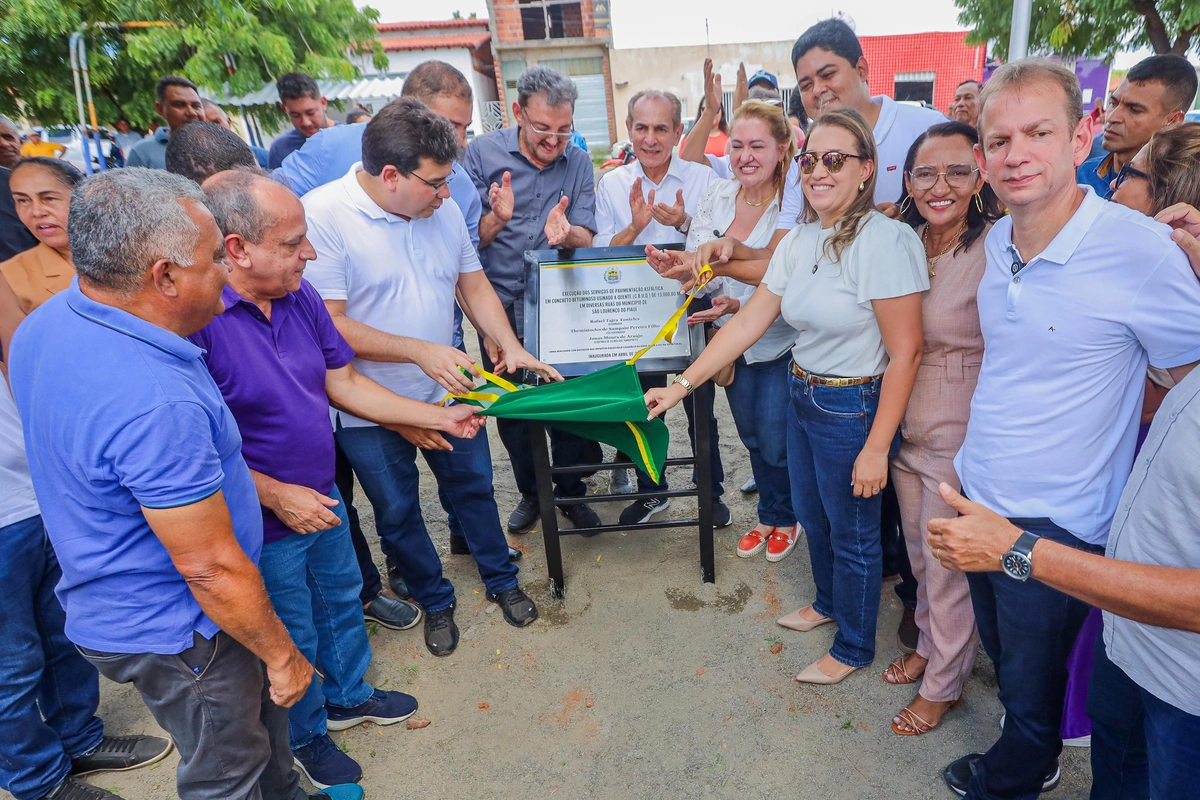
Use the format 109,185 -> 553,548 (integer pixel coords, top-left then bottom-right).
0,377 -> 39,530
593,156 -> 718,247
955,187 -> 1200,545
776,96 -> 945,230
302,163 -> 482,422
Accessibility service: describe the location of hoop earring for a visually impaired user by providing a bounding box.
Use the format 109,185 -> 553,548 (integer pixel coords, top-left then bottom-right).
974,192 -> 984,214
899,195 -> 912,215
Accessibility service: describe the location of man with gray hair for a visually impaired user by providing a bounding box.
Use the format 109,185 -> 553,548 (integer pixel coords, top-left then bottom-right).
7,168 -> 361,800
0,114 -> 21,169
464,64 -> 602,533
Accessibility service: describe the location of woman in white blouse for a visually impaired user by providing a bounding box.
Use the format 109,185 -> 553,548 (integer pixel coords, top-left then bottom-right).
647,108 -> 927,685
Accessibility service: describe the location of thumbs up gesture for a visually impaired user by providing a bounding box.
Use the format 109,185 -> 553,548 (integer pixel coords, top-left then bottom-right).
926,483 -> 1025,572
652,188 -> 688,230
544,195 -> 572,246
489,171 -> 515,223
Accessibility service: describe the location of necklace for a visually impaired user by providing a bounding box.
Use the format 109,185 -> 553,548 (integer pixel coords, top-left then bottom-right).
922,220 -> 967,277
739,186 -> 774,207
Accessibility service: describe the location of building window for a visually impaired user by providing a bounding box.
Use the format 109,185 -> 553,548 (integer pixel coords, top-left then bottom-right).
519,0 -> 584,40
894,71 -> 935,105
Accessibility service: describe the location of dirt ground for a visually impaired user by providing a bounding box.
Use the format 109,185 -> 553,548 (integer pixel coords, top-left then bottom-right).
35,340 -> 1095,800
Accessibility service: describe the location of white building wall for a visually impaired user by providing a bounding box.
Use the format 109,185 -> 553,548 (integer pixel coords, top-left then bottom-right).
366,48 -> 490,138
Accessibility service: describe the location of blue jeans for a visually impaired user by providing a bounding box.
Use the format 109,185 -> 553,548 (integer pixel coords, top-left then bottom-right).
1089,627 -> 1148,800
724,354 -> 794,527
259,487 -> 374,749
335,423 -> 518,612
0,514 -> 104,800
965,518 -> 1103,800
787,373 -> 885,668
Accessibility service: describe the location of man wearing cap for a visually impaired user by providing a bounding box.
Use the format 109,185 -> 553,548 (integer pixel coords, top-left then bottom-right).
19,130 -> 66,160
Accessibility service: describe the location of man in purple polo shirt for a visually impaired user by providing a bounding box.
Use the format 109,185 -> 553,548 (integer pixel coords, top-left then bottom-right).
190,169 -> 483,790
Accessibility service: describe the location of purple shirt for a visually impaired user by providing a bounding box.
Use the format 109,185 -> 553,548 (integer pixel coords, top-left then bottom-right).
190,280 -> 354,543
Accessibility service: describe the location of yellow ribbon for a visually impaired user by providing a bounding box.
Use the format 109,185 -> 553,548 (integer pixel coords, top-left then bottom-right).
627,265 -> 714,364
441,365 -> 522,406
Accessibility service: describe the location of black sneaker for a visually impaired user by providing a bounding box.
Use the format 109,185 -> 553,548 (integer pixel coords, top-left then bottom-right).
561,502 -> 601,532
326,688 -> 417,731
423,604 -> 459,657
385,558 -> 409,599
71,735 -> 173,776
293,733 -> 362,790
618,496 -> 672,525
362,595 -> 422,630
943,753 -> 1060,797
449,536 -> 523,562
41,777 -> 125,799
508,496 -> 540,532
712,498 -> 733,528
487,587 -> 539,627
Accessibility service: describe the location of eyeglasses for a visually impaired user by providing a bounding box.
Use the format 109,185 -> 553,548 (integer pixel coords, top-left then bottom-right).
527,122 -> 575,139
907,165 -> 979,190
408,170 -> 455,192
1112,163 -> 1150,192
796,151 -> 866,175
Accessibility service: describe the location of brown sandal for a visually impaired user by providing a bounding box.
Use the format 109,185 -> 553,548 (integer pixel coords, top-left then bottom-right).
882,655 -> 925,685
891,696 -> 963,736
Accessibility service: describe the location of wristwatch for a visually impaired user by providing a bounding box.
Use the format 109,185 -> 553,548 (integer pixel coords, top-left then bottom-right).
672,374 -> 696,395
1001,531 -> 1040,581
677,213 -> 692,235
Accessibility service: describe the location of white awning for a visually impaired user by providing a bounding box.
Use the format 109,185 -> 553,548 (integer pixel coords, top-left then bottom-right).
213,76 -> 408,107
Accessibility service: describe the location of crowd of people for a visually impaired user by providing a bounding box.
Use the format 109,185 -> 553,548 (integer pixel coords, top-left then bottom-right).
1,14 -> 1199,800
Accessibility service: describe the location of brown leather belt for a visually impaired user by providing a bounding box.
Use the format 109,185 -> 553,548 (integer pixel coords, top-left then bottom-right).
791,362 -> 880,387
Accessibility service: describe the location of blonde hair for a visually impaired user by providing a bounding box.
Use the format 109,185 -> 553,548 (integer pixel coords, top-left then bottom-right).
1144,122 -> 1200,215
729,100 -> 798,207
799,107 -> 878,263
978,57 -> 1083,136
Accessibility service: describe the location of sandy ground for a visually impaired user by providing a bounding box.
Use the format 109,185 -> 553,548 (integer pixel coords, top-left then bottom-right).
22,336 -> 1095,800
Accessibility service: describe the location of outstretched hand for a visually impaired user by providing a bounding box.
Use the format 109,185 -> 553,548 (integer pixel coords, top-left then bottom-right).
489,171 -> 515,222
544,196 -> 572,246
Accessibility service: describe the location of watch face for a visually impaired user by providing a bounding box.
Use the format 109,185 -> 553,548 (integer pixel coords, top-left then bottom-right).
1003,552 -> 1032,580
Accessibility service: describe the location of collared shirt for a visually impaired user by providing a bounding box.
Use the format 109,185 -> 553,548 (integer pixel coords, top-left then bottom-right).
303,164 -> 482,418
113,130 -> 143,158
0,242 -> 73,313
1077,154 -> 1116,200
0,168 -> 37,262
8,280 -> 262,655
124,127 -> 170,169
1104,364 -> 1200,715
593,156 -> 717,247
275,123 -> 481,248
955,188 -> 1200,545
269,127 -> 312,170
0,377 -> 38,530
464,126 -> 597,336
21,141 -> 66,158
776,95 -> 945,230
189,281 -> 355,544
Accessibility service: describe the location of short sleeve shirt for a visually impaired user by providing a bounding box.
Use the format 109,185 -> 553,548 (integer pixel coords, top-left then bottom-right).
8,280 -> 263,655
763,211 -> 929,376
303,164 -> 482,417
464,127 -> 597,336
189,281 -> 355,543
593,157 -> 717,247
0,377 -> 38,530
268,128 -> 309,170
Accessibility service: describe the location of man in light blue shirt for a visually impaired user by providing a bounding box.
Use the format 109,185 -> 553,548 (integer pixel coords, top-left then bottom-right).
124,76 -> 204,169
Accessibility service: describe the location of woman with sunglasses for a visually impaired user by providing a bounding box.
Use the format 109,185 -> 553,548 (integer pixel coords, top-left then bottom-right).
647,108 -> 927,685
887,121 -> 1002,735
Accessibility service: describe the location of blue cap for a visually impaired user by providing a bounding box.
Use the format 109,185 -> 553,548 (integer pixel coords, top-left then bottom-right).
748,70 -> 778,89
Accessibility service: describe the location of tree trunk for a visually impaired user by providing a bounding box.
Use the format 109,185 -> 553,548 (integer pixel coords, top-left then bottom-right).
1170,27 -> 1198,56
1132,0 -> 1173,54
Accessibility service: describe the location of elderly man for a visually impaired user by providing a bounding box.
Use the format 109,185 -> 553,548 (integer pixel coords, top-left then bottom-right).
269,73 -> 337,169
592,89 -> 731,527
464,65 -> 602,533
305,98 -> 555,657
165,121 -> 259,184
192,170 -> 479,788
949,79 -> 981,127
125,76 -> 205,169
0,115 -> 22,169
937,58 -> 1200,799
201,100 -> 269,167
1077,55 -> 1197,199
8,168 -> 361,800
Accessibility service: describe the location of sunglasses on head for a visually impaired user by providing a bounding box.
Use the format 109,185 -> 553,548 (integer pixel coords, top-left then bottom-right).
796,150 -> 866,175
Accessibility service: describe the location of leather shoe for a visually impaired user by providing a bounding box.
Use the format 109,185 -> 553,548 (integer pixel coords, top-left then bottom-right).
385,558 -> 409,599
561,502 -> 600,532
363,594 -> 422,630
508,496 -> 540,532
449,536 -> 522,562
423,604 -> 459,657
71,735 -> 173,776
487,586 -> 538,627
776,606 -> 833,632
794,656 -> 859,685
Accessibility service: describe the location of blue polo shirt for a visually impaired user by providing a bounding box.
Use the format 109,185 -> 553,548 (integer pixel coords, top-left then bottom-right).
9,280 -> 263,655
1077,153 -> 1115,199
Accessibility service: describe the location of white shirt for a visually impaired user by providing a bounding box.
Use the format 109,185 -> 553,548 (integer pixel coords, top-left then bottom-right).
0,378 -> 39,530
955,188 -> 1200,545
763,211 -> 928,376
302,164 -> 482,421
593,157 -> 718,247
777,96 -> 946,230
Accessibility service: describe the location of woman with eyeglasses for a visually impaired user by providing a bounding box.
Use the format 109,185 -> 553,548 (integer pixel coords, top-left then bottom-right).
646,108 -> 927,685
887,121 -> 1002,735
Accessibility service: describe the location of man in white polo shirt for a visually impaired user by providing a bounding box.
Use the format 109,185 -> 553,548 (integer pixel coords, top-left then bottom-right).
303,98 -> 560,658
593,89 -> 731,528
939,58 -> 1200,800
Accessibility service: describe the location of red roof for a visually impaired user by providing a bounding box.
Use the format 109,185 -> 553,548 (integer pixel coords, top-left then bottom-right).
380,32 -> 491,51
376,19 -> 488,32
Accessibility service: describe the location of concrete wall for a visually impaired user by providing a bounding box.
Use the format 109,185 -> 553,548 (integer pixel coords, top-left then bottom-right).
374,48 -> 495,137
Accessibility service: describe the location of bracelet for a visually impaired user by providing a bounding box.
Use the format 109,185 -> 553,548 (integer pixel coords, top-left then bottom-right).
672,374 -> 696,395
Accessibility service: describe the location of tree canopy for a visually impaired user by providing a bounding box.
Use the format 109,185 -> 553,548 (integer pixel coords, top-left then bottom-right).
955,0 -> 1200,61
0,0 -> 388,129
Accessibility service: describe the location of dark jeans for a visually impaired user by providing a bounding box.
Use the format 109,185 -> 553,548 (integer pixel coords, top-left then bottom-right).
335,422 -> 518,612
627,372 -> 726,498
965,518 -> 1103,800
0,515 -> 104,800
1088,628 -> 1148,800
787,373 -> 885,668
882,481 -> 918,607
79,631 -> 305,800
723,353 -> 793,526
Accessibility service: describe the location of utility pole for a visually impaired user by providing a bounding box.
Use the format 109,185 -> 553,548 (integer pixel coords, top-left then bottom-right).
1009,0 -> 1032,61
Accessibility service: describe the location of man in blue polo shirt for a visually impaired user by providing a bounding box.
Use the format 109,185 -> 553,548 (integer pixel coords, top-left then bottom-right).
9,169 -> 359,800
